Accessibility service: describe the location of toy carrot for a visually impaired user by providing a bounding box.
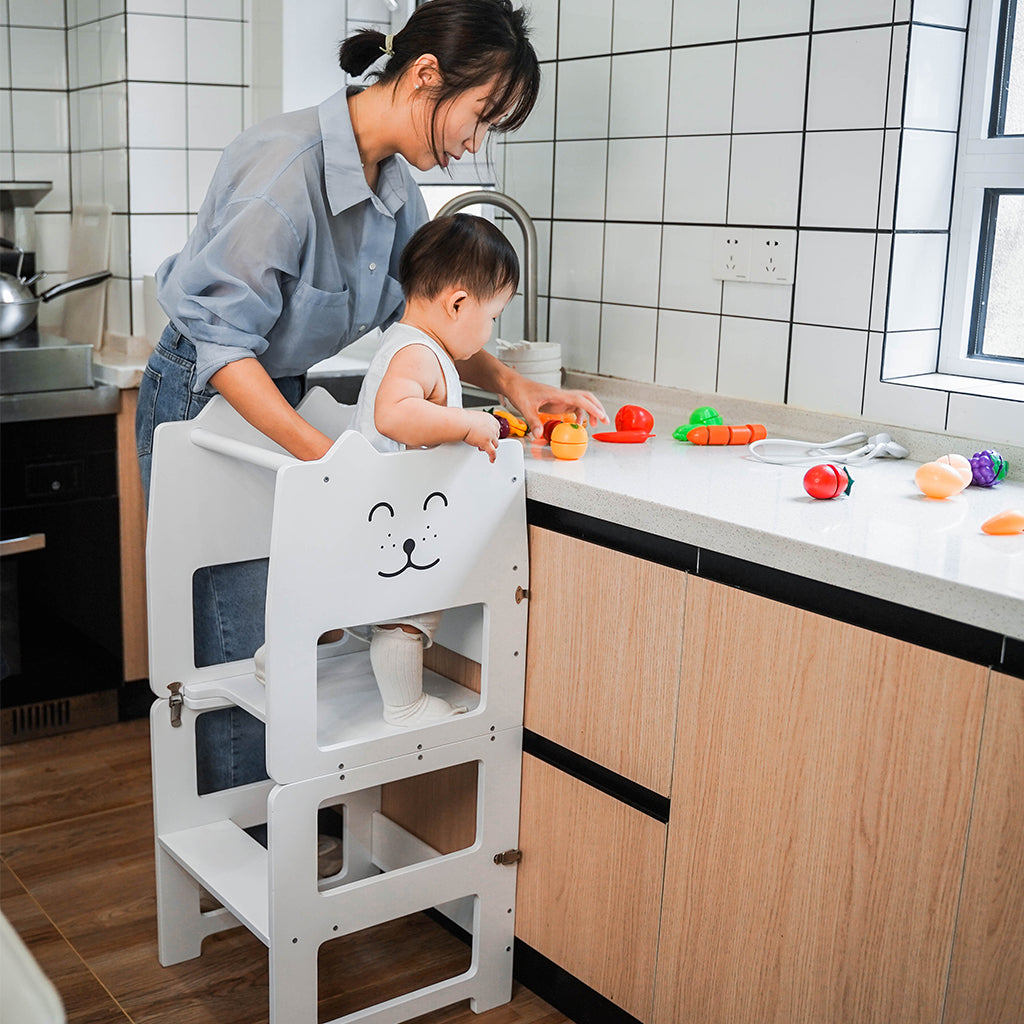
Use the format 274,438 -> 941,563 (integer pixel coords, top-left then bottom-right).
687,424 -> 767,445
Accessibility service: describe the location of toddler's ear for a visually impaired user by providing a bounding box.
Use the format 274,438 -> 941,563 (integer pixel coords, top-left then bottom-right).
447,289 -> 469,318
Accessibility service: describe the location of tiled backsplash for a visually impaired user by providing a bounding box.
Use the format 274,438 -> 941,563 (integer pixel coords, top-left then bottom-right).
494,0 -> 1021,445
3,0 -> 1020,444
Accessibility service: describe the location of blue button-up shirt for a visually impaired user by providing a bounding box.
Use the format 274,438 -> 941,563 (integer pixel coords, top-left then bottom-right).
156,87 -> 428,391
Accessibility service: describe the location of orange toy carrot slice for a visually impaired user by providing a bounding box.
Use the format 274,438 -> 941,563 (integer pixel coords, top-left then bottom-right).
981,509 -> 1024,535
687,424 -> 768,445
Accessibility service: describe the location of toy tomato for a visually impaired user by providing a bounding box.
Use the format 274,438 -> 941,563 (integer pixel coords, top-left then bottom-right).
542,418 -> 560,442
614,405 -> 654,433
803,463 -> 853,499
550,422 -> 588,460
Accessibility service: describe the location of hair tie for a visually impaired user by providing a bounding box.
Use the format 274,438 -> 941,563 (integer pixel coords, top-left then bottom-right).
381,33 -> 394,56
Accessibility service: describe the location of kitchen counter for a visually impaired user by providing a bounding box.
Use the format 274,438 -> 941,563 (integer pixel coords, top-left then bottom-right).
523,374 -> 1024,644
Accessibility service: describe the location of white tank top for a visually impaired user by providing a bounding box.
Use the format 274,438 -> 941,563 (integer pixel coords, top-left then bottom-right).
352,322 -> 463,453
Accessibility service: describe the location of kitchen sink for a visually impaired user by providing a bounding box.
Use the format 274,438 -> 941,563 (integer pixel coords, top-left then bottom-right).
1,332 -> 95,395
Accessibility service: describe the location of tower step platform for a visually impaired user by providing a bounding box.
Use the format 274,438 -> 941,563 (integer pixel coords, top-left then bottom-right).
145,389 -> 529,1023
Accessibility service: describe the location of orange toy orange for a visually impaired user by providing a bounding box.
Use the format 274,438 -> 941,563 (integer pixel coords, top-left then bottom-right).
550,421 -> 588,460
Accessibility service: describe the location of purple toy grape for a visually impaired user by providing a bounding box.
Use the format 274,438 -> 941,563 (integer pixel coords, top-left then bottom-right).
969,449 -> 1008,487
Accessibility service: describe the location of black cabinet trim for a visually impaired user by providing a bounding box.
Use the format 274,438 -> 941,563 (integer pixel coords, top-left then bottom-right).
527,500 -> 1019,678
514,939 -> 645,1024
523,730 -> 670,824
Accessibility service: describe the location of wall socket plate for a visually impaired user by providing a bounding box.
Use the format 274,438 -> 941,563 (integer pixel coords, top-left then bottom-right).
711,227 -> 796,285
711,228 -> 751,281
749,229 -> 796,285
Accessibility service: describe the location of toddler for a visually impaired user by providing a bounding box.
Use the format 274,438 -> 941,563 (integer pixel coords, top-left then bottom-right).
355,213 -> 516,725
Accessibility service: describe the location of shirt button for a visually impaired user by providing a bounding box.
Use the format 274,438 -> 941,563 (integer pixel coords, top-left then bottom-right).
368,262 -> 377,271
359,324 -> 367,331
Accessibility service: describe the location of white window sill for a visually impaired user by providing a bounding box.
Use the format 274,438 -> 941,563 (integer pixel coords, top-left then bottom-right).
884,371 -> 1024,403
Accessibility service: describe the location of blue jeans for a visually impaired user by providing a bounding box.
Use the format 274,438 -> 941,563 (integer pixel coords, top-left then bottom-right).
137,323 -> 305,794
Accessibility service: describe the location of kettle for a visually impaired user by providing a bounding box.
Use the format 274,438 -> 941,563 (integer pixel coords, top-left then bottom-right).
0,238 -> 111,339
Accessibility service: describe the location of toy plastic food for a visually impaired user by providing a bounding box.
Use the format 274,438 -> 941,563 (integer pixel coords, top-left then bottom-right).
549,421 -> 588,460
492,414 -> 511,439
688,406 -> 723,427
615,405 -> 654,433
687,424 -> 768,445
915,461 -> 966,499
489,408 -> 528,437
592,430 -> 655,443
981,509 -> 1024,535
970,449 -> 1008,487
936,453 -> 973,487
803,464 -> 854,499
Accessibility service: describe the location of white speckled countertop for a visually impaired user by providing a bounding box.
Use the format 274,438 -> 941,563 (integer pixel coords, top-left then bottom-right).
523,374 -> 1024,643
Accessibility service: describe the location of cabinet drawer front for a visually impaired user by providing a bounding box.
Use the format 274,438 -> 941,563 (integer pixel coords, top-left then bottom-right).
525,527 -> 685,795
517,754 -> 665,1022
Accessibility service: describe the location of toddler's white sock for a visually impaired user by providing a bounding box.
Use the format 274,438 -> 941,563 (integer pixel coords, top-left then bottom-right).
370,625 -> 466,726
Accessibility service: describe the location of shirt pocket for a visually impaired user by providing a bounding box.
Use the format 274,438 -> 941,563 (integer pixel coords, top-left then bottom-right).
280,278 -> 353,365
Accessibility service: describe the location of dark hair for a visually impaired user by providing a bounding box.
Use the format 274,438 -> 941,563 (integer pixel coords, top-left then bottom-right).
338,0 -> 540,165
399,214 -> 519,301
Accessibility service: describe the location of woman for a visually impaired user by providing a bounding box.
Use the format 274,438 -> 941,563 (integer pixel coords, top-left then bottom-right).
137,0 -> 606,793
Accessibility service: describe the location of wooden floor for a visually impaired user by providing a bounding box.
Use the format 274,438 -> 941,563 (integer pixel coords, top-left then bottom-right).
0,719 -> 570,1024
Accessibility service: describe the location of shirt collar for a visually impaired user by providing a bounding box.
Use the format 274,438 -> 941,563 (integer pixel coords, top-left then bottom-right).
318,86 -> 410,217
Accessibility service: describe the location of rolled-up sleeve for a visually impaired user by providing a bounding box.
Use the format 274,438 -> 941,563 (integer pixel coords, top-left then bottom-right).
158,196 -> 302,391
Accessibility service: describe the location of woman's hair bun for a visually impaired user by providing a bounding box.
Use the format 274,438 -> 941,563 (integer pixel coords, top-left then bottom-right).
338,28 -> 389,78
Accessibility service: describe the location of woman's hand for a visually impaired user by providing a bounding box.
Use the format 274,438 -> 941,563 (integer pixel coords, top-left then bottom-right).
455,348 -> 609,439
501,374 -> 608,438
461,410 -> 501,462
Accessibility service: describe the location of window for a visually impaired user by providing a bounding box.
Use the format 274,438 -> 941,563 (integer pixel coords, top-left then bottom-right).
942,0 -> 1024,384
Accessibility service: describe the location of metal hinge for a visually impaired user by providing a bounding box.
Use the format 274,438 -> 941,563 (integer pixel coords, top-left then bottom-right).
515,586 -> 529,604
493,848 -> 522,866
168,682 -> 183,728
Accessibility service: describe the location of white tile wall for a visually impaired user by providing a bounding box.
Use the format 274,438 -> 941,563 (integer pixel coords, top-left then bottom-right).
4,0 -> 1015,438
663,135 -> 730,223
727,132 -> 803,225
732,36 -> 808,134
655,309 -> 721,393
717,316 -> 790,403
787,324 -> 869,415
800,130 -> 884,229
601,222 -> 661,306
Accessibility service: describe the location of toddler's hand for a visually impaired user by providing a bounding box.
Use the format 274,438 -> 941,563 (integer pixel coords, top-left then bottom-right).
462,410 -> 501,462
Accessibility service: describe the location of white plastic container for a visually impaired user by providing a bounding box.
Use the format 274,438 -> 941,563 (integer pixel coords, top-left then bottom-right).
496,339 -> 562,388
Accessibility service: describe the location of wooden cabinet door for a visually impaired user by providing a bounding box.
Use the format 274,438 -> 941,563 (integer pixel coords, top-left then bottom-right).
525,527 -> 686,796
517,753 -> 666,1022
117,388 -> 148,681
944,671 -> 1024,1024
653,578 -> 988,1024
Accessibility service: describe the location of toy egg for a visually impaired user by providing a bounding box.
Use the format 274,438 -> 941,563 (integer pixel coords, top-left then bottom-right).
549,421 -> 588,460
970,449 -> 1008,487
803,464 -> 854,500
936,454 -> 973,488
916,461 -> 965,499
981,510 -> 1024,535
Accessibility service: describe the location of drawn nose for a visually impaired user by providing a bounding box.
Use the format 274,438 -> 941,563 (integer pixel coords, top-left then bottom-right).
403,538 -> 415,556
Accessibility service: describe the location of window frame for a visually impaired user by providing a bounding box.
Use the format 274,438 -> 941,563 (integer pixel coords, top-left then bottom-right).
940,0 -> 1024,384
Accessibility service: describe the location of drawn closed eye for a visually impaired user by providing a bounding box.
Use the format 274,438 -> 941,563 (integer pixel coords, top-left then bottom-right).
423,491 -> 448,511
368,501 -> 395,522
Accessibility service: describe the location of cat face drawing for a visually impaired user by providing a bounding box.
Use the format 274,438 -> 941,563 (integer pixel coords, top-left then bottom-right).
368,490 -> 449,579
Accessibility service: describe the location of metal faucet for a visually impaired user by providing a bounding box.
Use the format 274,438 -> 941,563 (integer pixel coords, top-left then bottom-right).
434,190 -> 539,343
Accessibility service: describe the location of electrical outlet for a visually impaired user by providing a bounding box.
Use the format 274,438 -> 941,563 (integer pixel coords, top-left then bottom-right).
711,228 -> 752,281
749,229 -> 796,285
